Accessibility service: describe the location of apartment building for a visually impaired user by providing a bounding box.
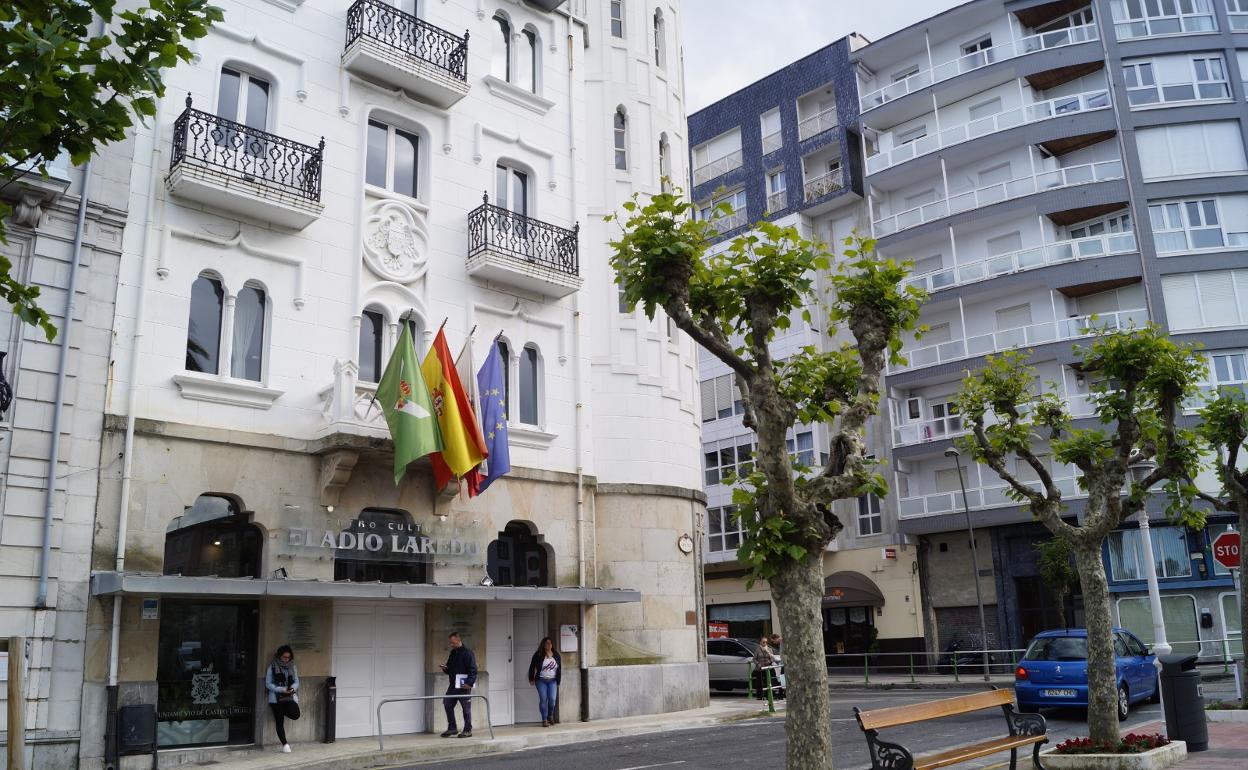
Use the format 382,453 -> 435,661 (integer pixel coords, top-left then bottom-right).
855,0 -> 1245,657
66,1 -> 705,767
689,38 -> 928,662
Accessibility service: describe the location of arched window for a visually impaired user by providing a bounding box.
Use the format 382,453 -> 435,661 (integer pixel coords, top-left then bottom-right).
521,28 -> 538,93
333,508 -> 428,584
366,119 -> 420,198
495,162 -> 530,216
231,284 -> 266,381
492,14 -> 511,81
496,338 -> 512,418
658,132 -> 671,190
614,107 -> 628,170
487,521 -> 552,586
610,0 -> 625,37
653,9 -> 665,68
163,494 -> 263,578
217,67 -> 270,130
186,274 -> 224,374
359,308 -> 385,383
519,344 -> 540,425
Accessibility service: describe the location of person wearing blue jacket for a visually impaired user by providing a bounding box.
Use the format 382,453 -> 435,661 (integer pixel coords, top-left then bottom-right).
264,645 -> 301,752
439,632 -> 478,737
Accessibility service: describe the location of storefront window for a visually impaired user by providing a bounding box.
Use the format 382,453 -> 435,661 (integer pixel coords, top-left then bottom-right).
707,601 -> 772,641
333,508 -> 429,583
164,494 -> 262,578
156,599 -> 259,748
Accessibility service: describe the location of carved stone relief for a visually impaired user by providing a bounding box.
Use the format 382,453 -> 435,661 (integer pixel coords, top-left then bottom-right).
362,199 -> 429,284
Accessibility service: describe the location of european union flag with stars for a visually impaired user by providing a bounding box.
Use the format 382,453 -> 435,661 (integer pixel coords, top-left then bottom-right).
475,340 -> 512,493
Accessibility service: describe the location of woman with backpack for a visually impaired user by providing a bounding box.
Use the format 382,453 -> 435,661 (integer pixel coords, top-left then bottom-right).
265,645 -> 301,752
526,637 -> 562,727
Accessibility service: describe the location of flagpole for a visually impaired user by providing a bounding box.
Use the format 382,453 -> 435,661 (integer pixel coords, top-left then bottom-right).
455,325 -> 478,361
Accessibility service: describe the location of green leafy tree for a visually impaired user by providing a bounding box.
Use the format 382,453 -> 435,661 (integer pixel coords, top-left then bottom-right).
957,328 -> 1205,743
0,0 -> 223,339
1036,537 -> 1077,629
1191,392 -> 1248,708
608,187 -> 922,770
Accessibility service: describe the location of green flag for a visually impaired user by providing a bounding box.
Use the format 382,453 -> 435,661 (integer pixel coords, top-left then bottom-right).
376,324 -> 443,483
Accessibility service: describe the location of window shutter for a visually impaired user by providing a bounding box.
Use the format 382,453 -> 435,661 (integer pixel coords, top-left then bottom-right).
1161,273 -> 1201,330
700,379 -> 716,422
714,374 -> 733,416
995,303 -> 1033,331
1198,270 -> 1239,328
986,231 -> 1022,256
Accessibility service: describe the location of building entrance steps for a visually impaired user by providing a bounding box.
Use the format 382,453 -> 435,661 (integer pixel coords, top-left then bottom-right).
137,698 -> 784,770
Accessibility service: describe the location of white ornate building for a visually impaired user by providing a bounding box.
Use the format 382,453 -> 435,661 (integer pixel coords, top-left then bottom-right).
70,1 -> 705,767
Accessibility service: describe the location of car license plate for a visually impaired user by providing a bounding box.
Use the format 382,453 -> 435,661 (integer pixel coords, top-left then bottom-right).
1043,689 -> 1076,698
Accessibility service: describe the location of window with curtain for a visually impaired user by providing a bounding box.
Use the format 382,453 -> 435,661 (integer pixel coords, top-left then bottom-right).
359,309 -> 384,383
186,275 -> 224,374
496,339 -> 511,417
491,14 -> 511,81
519,344 -> 539,425
653,9 -> 665,68
365,120 -> 419,198
613,108 -> 628,170
610,0 -> 624,37
231,285 -> 266,382
1108,527 -> 1191,581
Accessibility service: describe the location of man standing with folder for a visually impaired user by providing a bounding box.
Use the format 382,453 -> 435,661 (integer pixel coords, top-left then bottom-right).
439,632 -> 478,737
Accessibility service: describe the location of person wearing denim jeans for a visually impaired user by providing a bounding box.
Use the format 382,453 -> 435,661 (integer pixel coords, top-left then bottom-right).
526,637 -> 562,727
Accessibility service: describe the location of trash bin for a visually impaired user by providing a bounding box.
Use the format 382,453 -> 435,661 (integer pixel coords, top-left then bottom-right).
323,676 -> 336,744
1158,653 -> 1207,752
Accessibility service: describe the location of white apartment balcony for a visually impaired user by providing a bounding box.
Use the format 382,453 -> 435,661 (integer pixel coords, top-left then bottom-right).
891,391 -> 1099,448
859,23 -> 1098,112
904,232 -> 1137,294
899,474 -> 1083,518
710,208 -> 748,234
797,106 -> 839,141
342,0 -> 470,108
693,149 -> 744,186
865,89 -> 1110,175
872,159 -> 1124,237
803,168 -> 845,203
766,188 -> 787,214
887,307 -> 1148,375
762,131 -> 784,155
1113,4 -> 1217,39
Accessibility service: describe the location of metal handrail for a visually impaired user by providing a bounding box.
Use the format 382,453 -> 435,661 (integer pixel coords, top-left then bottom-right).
803,168 -> 844,203
467,193 -> 579,276
377,694 -> 495,748
874,160 -> 1124,236
866,89 -> 1111,175
797,107 -> 838,141
170,96 -> 325,202
860,23 -> 1098,111
345,0 -> 469,80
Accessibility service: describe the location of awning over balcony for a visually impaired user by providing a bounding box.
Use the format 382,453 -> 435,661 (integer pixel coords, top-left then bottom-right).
821,570 -> 885,608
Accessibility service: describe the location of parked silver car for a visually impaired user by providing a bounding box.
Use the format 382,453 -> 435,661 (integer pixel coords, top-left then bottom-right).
706,637 -> 785,694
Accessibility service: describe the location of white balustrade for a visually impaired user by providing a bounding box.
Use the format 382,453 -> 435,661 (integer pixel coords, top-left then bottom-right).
860,23 -> 1098,111
798,107 -> 839,141
803,169 -> 845,203
692,149 -> 744,186
888,308 -> 1148,374
762,131 -> 783,155
711,208 -> 748,234
904,232 -> 1136,294
865,90 -> 1110,175
899,475 -> 1082,518
766,189 -> 787,213
873,160 -> 1124,236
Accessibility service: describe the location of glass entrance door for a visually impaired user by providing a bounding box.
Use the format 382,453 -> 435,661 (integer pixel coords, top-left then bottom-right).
156,599 -> 260,748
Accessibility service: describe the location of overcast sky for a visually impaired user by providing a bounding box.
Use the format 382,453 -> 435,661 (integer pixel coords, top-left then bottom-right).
681,0 -> 967,113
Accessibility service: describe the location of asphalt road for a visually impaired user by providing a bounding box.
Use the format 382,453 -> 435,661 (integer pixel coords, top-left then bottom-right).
399,682 -> 1242,770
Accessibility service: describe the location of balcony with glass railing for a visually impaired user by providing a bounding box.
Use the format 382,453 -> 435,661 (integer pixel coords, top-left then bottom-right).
762,131 -> 784,155
859,22 -> 1099,112
797,107 -> 839,141
865,90 -> 1110,175
1113,4 -> 1217,39
899,474 -> 1083,518
693,149 -> 744,186
892,391 -> 1098,447
803,168 -> 845,203
710,208 -> 748,234
887,307 -> 1148,375
766,189 -> 788,214
873,159 -> 1124,237
904,232 -> 1137,294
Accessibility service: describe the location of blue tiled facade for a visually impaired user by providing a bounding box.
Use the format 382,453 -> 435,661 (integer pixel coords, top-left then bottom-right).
686,37 -> 863,234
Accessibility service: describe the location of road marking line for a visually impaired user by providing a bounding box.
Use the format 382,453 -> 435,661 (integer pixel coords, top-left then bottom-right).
615,763 -> 687,770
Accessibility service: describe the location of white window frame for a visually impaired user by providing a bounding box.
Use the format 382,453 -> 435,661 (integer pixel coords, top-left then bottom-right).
365,119 -> 421,199
704,437 -> 756,486
518,343 -> 543,427
1149,198 -> 1230,252
707,505 -> 745,553
653,9 -> 665,69
613,107 -> 628,171
609,0 -> 624,38
1108,527 -> 1192,581
1068,210 -> 1132,239
1111,0 -> 1217,39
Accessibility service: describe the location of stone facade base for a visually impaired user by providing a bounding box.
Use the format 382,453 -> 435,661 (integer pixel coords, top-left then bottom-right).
585,662 -> 709,720
1040,740 -> 1187,770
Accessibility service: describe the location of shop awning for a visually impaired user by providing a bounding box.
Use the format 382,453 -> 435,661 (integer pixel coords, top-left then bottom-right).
90,571 -> 640,604
821,570 -> 885,609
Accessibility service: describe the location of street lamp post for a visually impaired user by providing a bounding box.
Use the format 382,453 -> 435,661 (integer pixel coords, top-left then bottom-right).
945,447 -> 992,682
1128,461 -> 1171,722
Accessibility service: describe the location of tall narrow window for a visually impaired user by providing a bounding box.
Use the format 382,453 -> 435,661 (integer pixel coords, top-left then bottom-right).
497,339 -> 511,418
521,29 -> 538,93
217,67 -> 270,130
366,120 -> 419,198
495,163 -> 529,216
186,275 -> 224,374
614,108 -> 628,170
519,344 -> 539,425
658,133 -> 671,189
610,0 -> 625,37
653,9 -> 665,68
359,309 -> 384,383
492,14 -> 511,81
231,285 -> 266,382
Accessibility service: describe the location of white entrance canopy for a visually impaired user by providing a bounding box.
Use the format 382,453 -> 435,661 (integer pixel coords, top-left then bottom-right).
90,571 -> 641,604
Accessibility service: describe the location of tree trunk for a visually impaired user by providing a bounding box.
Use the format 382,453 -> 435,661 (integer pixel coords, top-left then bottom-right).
771,553 -> 834,770
1073,542 -> 1122,744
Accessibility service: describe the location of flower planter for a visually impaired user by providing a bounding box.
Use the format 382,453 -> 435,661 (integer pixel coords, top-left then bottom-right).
1040,740 -> 1186,770
1207,708 -> 1248,723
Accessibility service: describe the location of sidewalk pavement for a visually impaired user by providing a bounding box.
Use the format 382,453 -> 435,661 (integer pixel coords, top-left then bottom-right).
158,698 -> 784,770
1174,720 -> 1248,769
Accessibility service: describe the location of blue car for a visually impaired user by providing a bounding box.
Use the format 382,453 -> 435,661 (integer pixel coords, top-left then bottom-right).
1014,628 -> 1159,719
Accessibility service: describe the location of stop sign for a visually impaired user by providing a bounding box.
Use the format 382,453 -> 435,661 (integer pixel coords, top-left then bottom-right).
1213,531 -> 1241,570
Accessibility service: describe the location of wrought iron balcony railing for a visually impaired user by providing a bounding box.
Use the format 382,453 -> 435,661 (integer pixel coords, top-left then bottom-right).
468,194 -> 579,276
170,97 -> 324,202
345,0 -> 469,81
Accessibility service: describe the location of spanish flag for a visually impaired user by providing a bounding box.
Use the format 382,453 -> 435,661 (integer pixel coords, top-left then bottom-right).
421,329 -> 488,491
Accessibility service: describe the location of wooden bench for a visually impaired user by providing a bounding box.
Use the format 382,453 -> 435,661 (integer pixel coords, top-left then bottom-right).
853,688 -> 1049,770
